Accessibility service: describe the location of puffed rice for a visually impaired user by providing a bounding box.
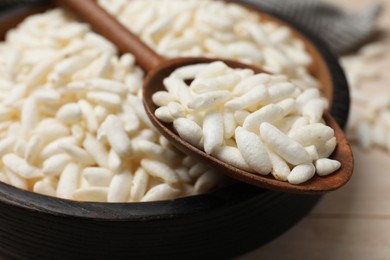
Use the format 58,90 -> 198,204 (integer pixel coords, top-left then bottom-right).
153,62 -> 340,184
0,0 -> 327,200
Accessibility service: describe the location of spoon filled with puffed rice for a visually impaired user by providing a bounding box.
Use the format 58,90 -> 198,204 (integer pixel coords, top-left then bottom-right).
60,0 -> 353,194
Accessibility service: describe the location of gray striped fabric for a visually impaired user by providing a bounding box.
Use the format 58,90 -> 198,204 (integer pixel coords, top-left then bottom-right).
0,0 -> 382,54
237,0 -> 382,54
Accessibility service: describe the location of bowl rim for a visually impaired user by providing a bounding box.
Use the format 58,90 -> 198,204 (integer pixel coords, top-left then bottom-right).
0,1 -> 350,221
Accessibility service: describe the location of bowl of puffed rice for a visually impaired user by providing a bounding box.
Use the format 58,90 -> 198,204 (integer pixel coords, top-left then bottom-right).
0,1 -> 350,259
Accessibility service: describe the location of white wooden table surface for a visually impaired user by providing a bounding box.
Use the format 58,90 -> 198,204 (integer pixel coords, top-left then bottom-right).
239,0 -> 390,259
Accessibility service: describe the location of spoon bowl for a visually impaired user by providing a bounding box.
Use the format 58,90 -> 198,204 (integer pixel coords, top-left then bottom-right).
142,58 -> 353,194
60,0 -> 353,194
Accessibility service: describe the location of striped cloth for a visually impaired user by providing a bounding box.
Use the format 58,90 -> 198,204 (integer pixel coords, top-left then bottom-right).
0,0 -> 382,54
237,0 -> 382,54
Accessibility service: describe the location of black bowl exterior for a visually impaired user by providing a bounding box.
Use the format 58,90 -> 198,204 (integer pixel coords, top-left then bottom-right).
0,182 -> 321,259
0,2 -> 349,260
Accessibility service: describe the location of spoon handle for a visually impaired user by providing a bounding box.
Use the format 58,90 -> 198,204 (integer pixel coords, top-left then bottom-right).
58,0 -> 163,72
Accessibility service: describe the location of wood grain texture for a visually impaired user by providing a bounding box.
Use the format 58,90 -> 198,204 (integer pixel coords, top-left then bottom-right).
239,148 -> 390,260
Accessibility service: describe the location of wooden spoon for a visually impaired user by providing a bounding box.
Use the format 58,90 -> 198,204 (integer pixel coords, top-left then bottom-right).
59,0 -> 353,194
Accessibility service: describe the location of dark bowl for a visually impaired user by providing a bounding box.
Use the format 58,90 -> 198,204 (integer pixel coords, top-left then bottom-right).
0,2 -> 350,260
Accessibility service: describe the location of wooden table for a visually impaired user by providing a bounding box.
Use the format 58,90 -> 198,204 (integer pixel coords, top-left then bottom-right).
239,0 -> 390,259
